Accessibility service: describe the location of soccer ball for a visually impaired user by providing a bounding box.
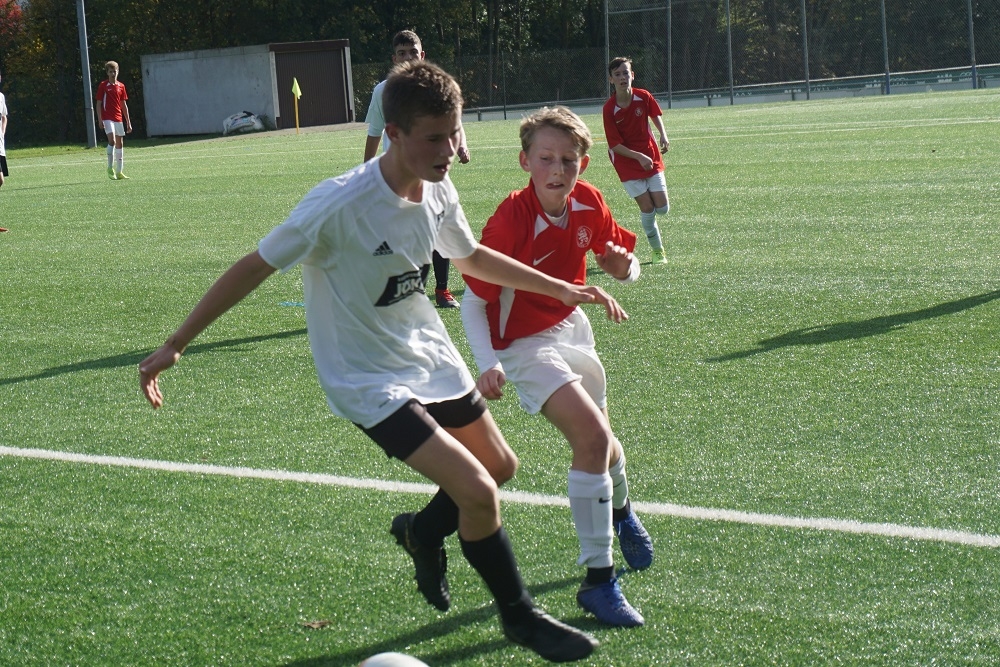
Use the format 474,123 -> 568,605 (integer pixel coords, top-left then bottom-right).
359,652 -> 430,667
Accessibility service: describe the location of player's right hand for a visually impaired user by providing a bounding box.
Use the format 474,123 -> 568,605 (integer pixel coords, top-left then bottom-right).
477,368 -> 506,400
139,343 -> 182,408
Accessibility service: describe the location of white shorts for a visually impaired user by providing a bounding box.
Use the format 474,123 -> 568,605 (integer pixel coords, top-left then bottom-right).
103,120 -> 125,137
622,171 -> 668,198
496,308 -> 607,414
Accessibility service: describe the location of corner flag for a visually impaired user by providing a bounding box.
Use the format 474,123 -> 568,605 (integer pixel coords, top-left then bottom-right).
291,78 -> 302,133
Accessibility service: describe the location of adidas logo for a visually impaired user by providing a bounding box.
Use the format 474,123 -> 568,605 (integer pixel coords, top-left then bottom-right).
373,241 -> 393,256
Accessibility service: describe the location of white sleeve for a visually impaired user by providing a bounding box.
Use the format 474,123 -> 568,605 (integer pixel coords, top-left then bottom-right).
366,81 -> 386,138
460,289 -> 502,375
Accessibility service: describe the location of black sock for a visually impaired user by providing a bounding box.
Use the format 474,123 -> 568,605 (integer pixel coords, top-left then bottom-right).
432,251 -> 450,291
460,527 -> 532,624
412,489 -> 459,549
612,498 -> 631,524
585,566 -> 614,585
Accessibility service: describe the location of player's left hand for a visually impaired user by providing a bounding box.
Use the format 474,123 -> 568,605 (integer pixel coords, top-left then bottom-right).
458,146 -> 471,164
594,241 -> 634,280
660,137 -> 670,153
560,284 -> 628,324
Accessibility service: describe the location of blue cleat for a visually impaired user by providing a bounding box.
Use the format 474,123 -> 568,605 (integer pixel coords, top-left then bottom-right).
615,510 -> 653,570
577,577 -> 644,627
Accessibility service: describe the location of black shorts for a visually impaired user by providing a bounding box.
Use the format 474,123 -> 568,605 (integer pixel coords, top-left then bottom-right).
358,390 -> 487,460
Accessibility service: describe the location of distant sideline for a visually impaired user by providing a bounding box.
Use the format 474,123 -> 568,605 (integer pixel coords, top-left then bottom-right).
463,64 -> 999,122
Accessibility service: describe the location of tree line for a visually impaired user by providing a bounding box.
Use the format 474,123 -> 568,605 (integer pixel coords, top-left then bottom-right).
0,0 -> 995,145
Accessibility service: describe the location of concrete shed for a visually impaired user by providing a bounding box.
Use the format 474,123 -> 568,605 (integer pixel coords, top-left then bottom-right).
141,40 -> 354,136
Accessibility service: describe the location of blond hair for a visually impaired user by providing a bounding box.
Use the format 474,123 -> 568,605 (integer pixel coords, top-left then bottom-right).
519,106 -> 593,156
105,61 -> 119,72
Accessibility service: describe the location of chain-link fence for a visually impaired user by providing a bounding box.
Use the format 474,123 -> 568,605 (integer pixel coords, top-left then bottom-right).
354,0 -> 999,120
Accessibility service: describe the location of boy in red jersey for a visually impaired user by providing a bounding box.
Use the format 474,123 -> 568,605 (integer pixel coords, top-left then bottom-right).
96,61 -> 132,180
603,57 -> 670,264
459,106 -> 654,627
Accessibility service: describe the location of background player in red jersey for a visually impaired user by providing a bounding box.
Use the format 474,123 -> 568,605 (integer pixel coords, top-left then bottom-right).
460,106 -> 654,628
96,61 -> 132,180
603,57 -> 670,264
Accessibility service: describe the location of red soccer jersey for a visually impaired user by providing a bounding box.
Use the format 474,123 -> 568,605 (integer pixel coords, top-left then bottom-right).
602,87 -> 664,182
96,80 -> 128,123
464,179 -> 637,350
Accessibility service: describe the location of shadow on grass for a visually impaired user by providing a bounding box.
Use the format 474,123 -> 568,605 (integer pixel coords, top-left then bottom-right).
281,576 -> 581,667
706,289 -> 1000,363
0,328 -> 307,387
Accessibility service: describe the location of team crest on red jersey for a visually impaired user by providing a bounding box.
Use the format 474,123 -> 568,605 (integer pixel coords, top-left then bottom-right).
576,226 -> 593,248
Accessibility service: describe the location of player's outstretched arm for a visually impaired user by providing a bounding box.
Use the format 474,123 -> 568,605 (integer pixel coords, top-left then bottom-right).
454,246 -> 628,323
139,251 -> 277,408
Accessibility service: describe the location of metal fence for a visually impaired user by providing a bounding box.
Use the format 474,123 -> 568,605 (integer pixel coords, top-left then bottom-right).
354,0 -> 998,121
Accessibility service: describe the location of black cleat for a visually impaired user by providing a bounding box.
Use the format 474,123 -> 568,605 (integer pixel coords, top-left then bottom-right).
502,606 -> 599,662
390,513 -> 450,611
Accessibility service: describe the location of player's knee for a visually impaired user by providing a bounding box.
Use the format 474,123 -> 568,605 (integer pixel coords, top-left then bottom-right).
655,203 -> 670,215
492,451 -> 518,485
459,473 -> 501,518
570,431 -> 614,473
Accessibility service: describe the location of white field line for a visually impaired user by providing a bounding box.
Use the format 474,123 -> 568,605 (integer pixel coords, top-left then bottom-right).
2,445 -> 998,549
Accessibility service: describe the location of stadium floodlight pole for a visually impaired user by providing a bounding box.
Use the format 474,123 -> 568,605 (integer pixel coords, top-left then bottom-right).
800,0 -> 811,100
966,0 -> 978,90
76,0 -> 98,149
879,0 -> 890,95
725,0 -> 734,105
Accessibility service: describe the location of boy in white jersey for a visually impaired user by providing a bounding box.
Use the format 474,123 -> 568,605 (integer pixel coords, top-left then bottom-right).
459,106 -> 653,627
138,61 -> 631,663
364,29 -> 467,309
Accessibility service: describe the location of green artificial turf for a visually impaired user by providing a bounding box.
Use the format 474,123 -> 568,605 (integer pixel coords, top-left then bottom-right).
1,89 -> 998,665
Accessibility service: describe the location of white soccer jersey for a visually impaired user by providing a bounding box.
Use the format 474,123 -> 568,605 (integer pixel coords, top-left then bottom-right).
258,158 -> 479,428
365,79 -> 390,151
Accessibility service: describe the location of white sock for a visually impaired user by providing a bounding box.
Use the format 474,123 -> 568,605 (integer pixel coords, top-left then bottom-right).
640,211 -> 662,250
568,470 -> 614,568
106,145 -> 113,168
114,148 -> 123,173
608,450 -> 629,511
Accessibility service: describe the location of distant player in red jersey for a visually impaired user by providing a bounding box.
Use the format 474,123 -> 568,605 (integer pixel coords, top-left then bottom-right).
96,61 -> 132,180
461,106 -> 654,628
603,57 -> 670,263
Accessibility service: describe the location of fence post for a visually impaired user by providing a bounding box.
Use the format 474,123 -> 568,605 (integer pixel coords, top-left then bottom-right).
604,0 -> 610,99
880,0 -> 891,94
967,0 -> 978,89
725,0 -> 734,105
800,0 -> 810,100
667,0 -> 673,109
